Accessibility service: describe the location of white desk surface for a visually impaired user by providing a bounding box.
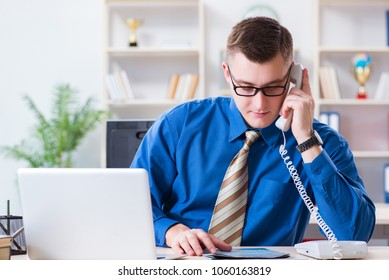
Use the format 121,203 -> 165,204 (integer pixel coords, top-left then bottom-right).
10,246 -> 389,260
156,246 -> 389,260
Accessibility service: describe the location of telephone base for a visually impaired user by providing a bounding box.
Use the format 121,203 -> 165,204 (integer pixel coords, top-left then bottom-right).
294,240 -> 368,260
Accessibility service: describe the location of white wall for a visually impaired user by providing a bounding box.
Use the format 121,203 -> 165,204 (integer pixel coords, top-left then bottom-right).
0,0 -> 313,215
0,0 -> 104,214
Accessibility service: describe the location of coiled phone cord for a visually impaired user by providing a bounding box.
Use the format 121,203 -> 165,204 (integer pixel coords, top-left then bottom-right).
279,131 -> 343,259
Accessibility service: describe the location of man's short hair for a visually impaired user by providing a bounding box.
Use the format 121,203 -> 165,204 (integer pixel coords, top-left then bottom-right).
226,16 -> 293,64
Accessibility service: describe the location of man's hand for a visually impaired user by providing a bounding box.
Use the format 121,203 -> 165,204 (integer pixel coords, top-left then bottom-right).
280,67 -> 322,162
165,223 -> 232,256
280,67 -> 315,142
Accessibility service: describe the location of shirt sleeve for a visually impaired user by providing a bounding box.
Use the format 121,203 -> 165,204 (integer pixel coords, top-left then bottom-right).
303,131 -> 376,241
131,114 -> 181,246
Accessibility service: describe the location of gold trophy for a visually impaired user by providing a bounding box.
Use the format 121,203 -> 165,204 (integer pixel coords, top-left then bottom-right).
352,53 -> 372,99
125,18 -> 142,47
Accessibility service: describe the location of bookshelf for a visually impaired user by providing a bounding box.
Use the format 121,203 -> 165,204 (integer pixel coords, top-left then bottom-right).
101,0 -> 205,166
103,0 -> 205,119
313,0 -> 389,203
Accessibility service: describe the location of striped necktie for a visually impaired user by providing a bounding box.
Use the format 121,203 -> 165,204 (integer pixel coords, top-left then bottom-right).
208,130 -> 261,246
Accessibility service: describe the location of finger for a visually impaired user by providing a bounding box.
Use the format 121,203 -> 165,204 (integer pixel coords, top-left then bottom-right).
186,230 -> 205,256
171,242 -> 185,255
301,68 -> 312,96
194,230 -> 218,254
178,235 -> 196,256
209,234 -> 232,252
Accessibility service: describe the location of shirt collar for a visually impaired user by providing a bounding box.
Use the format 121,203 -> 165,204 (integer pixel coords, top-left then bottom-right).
228,98 -> 249,142
228,98 -> 284,150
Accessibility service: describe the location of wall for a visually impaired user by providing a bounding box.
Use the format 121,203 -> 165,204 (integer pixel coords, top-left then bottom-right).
0,0 -> 104,214
0,0 -> 313,215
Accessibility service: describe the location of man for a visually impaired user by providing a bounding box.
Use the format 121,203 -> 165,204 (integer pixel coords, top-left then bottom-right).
131,17 -> 375,256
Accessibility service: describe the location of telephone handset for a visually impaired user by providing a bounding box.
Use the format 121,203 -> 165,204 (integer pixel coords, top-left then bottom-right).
275,63 -> 304,131
275,64 -> 368,259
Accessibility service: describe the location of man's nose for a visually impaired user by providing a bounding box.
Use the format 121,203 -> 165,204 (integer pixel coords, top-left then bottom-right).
251,91 -> 267,108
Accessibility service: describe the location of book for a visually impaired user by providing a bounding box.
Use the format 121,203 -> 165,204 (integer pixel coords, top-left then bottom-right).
319,112 -> 329,125
374,72 -> 389,99
0,235 -> 12,260
319,112 -> 340,132
180,74 -> 199,101
166,74 -> 180,99
113,70 -> 129,101
120,70 -> 135,99
319,67 -> 341,99
384,164 -> 389,203
387,10 -> 389,47
329,112 -> 340,132
110,63 -> 135,100
105,74 -> 121,102
186,74 -> 199,100
319,67 -> 330,99
174,73 -> 191,101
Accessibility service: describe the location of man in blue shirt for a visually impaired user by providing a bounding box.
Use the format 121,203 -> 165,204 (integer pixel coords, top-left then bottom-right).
131,17 -> 375,256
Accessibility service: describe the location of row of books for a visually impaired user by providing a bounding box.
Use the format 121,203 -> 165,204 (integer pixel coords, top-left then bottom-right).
166,73 -> 199,101
319,66 -> 389,100
105,69 -> 135,102
105,70 -> 199,102
319,111 -> 339,132
319,67 -> 341,99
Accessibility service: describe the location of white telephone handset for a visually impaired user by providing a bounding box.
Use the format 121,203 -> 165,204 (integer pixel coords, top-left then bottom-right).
275,63 -> 304,131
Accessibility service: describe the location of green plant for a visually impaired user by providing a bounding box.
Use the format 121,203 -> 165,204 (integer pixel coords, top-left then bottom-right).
1,84 -> 107,167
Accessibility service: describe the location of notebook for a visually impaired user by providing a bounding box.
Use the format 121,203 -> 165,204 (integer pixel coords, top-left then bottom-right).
17,168 -> 157,260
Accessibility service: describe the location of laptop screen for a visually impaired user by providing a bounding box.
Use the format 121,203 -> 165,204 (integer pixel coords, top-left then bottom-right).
17,168 -> 156,260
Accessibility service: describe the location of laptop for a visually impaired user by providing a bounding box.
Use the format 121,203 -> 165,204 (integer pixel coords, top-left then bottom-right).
17,168 -> 157,260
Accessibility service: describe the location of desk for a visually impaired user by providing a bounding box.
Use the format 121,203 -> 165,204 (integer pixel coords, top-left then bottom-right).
11,246 -> 389,260
156,246 -> 389,260
305,203 -> 389,240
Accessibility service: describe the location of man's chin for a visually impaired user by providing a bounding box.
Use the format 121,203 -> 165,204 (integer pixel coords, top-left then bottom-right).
245,118 -> 271,129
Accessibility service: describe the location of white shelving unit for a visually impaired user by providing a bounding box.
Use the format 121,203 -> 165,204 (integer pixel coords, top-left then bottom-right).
313,0 -> 389,202
103,0 -> 205,119
101,0 -> 205,166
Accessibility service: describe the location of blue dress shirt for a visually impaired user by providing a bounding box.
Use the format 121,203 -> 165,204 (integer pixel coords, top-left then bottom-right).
131,97 -> 375,247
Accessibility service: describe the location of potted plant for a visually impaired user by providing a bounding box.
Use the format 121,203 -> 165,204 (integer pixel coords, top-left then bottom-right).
1,83 -> 107,167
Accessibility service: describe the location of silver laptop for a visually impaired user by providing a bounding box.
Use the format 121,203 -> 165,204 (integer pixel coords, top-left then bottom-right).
17,168 -> 156,260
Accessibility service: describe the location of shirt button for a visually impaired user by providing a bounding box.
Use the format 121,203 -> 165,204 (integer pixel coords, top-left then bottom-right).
314,169 -> 321,175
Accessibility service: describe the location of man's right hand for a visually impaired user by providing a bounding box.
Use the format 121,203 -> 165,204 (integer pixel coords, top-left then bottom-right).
165,223 -> 232,256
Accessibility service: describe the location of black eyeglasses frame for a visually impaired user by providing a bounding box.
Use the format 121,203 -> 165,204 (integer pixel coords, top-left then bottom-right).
227,63 -> 293,97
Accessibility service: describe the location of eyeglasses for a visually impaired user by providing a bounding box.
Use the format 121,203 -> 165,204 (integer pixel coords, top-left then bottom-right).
227,63 -> 293,97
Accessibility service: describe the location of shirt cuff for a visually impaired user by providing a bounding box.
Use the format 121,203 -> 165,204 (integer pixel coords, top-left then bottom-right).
304,150 -> 338,185
154,217 -> 179,246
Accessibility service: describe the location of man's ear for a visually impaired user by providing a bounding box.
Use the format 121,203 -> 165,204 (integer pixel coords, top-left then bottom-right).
221,62 -> 230,82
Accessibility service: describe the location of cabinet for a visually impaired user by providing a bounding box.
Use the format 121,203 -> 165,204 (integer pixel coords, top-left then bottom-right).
103,0 -> 205,119
313,0 -> 389,202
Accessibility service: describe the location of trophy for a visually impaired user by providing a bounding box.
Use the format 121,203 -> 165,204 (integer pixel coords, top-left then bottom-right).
352,53 -> 372,99
125,18 -> 142,47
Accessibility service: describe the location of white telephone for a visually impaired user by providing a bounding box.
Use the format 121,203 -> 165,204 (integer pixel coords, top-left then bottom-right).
275,64 -> 368,259
275,63 -> 304,131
